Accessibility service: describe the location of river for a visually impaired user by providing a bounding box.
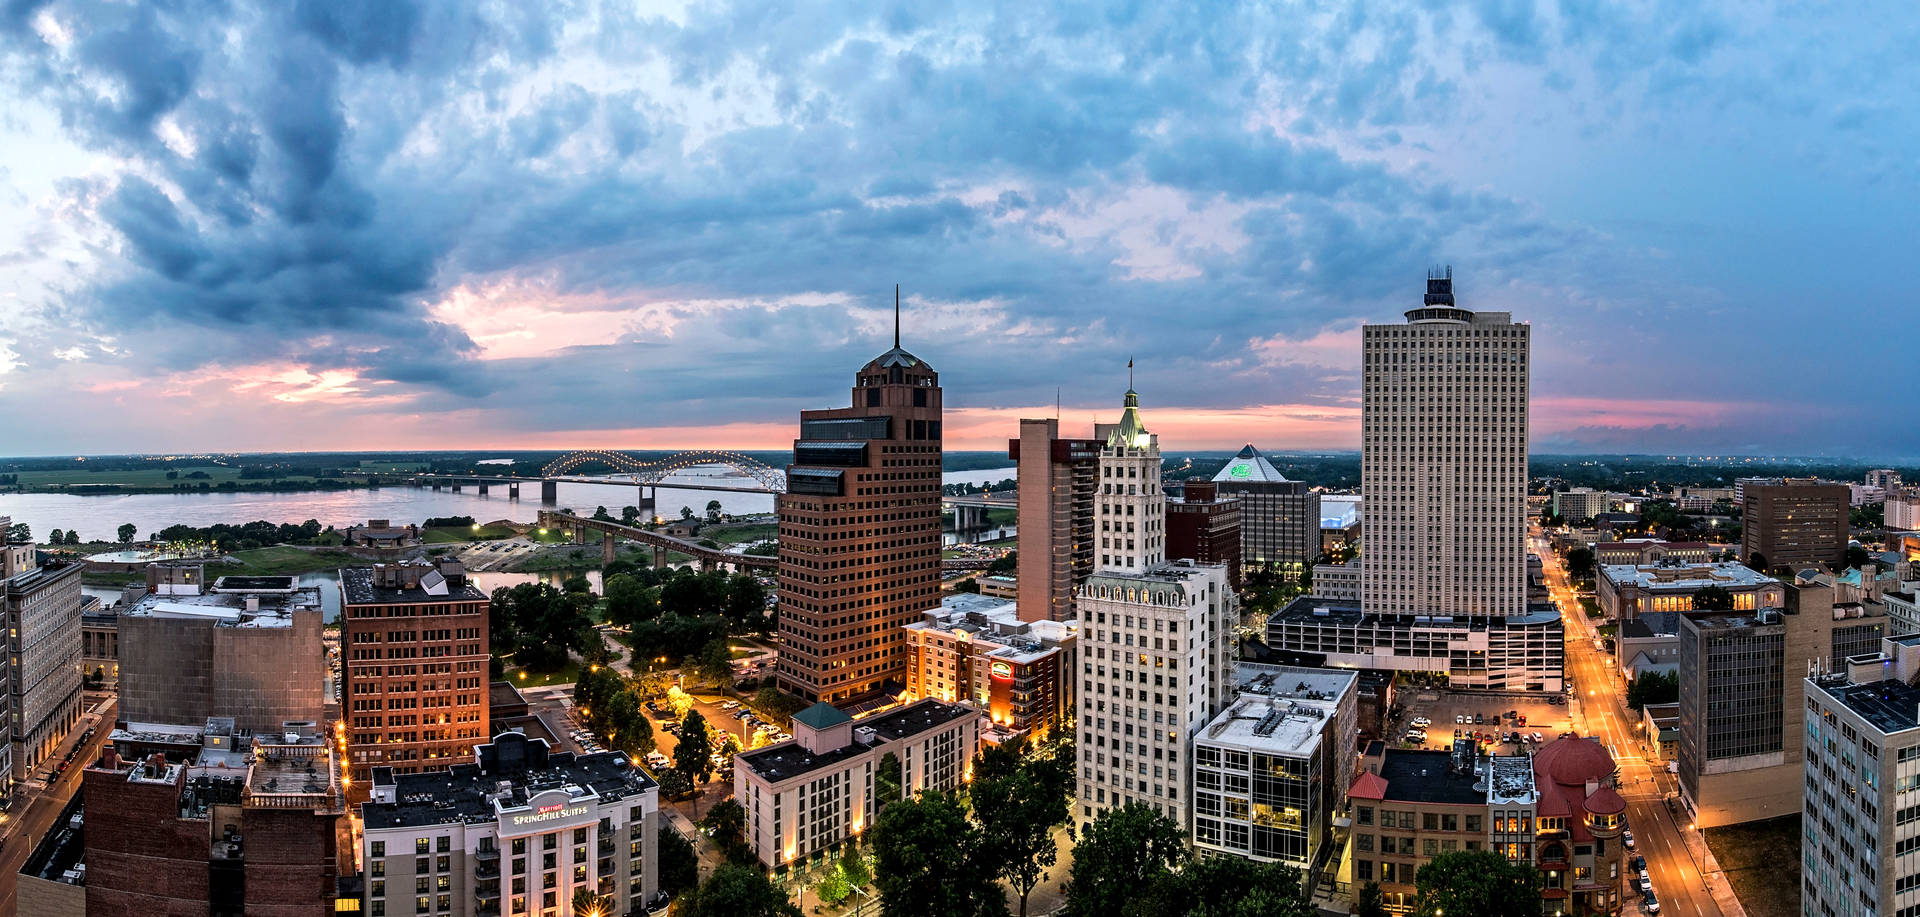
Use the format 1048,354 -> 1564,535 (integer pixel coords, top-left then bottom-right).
0,465 -> 1018,543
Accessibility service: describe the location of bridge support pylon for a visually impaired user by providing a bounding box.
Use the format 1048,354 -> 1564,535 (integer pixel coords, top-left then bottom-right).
638,485 -> 656,520
431,481 -> 441,491
652,545 -> 667,568
508,483 -> 519,499
478,482 -> 489,495
602,532 -> 617,567
452,481 -> 462,492
540,481 -> 558,504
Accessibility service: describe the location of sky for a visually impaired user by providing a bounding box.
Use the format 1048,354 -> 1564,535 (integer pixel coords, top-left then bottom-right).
1,1 -> 1915,459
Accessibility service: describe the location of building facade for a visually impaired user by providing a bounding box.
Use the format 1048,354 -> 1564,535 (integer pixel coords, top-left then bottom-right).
3,549 -> 83,792
775,324 -> 943,703
1166,479 -> 1242,588
1268,597 -> 1564,692
1552,488 -> 1610,522
733,699 -> 978,869
84,722 -> 346,917
1676,573 -> 1888,827
359,732 -> 659,917
1212,444 -> 1321,576
1311,558 -> 1362,601
1011,418 -> 1101,623
1590,539 -> 1715,566
1191,665 -> 1357,878
1741,479 -> 1849,570
1801,633 -> 1920,917
118,575 -> 328,732
1888,487 -> 1920,532
902,593 -> 1076,740
341,561 -> 491,783
1596,561 -> 1784,622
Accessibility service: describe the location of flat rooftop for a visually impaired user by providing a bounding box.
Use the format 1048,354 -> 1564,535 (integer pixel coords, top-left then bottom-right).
1199,665 -> 1354,757
123,586 -> 322,627
1812,677 -> 1920,736
340,565 -> 488,605
1600,562 -> 1776,591
1487,755 -> 1537,805
19,795 -> 85,886
1375,750 -> 1487,806
737,699 -> 977,784
1271,596 -> 1562,629
361,747 -> 654,831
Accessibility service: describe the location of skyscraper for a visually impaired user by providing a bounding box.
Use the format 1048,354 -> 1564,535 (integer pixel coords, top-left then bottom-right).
1012,418 -> 1101,623
1074,386 -> 1237,829
1212,445 -> 1320,576
340,560 -> 491,783
775,295 -> 943,703
2,520 -> 82,792
1741,479 -> 1849,570
1361,269 -> 1530,620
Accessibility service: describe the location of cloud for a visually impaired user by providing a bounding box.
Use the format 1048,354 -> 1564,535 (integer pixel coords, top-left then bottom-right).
0,0 -> 1913,458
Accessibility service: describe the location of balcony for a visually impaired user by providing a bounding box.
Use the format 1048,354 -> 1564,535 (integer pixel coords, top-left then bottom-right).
475,846 -> 501,862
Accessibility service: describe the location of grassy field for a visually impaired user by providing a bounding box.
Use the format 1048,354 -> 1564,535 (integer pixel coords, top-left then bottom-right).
1704,814 -> 1800,917
213,546 -> 360,577
421,524 -> 518,543
701,523 -> 777,545
12,465 -> 246,487
504,660 -> 582,688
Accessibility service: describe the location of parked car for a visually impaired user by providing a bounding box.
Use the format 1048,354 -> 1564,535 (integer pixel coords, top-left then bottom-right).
1644,893 -> 1660,913
1411,716 -> 1431,727
1638,867 -> 1650,883
1455,714 -> 1466,724
1631,855 -> 1645,872
1474,713 -> 1484,724
1624,830 -> 1636,849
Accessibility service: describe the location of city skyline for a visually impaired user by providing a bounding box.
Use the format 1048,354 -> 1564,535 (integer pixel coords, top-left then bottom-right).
2,3 -> 1916,458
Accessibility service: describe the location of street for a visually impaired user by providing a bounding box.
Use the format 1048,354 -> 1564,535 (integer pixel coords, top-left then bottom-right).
1535,526 -> 1732,917
0,695 -> 115,917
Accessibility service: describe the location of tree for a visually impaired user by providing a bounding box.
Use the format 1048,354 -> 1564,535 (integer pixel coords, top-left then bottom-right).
1626,670 -> 1678,710
677,864 -> 802,917
970,740 -> 1073,917
1692,585 -> 1734,611
675,710 -> 716,783
987,550 -> 1016,574
620,505 -> 642,526
48,529 -> 62,546
702,797 -> 750,863
562,574 -> 593,594
592,505 -> 614,522
872,791 -> 1007,917
666,685 -> 697,719
1746,551 -> 1770,574
725,575 -> 768,629
1062,803 -> 1187,917
706,499 -> 724,523
64,529 -> 79,545
604,574 -> 660,629
839,843 -> 871,888
1848,544 -> 1873,570
656,766 -> 694,799
571,888 -> 613,917
680,505 -> 694,520
817,868 -> 852,905
1410,849 -> 1542,917
1132,854 -> 1316,917
117,523 -> 137,544
953,577 -> 981,594
658,825 -> 699,897
1565,547 -> 1596,579
689,638 -> 735,687
1357,881 -> 1388,917
603,690 -> 654,757
5,522 -> 27,543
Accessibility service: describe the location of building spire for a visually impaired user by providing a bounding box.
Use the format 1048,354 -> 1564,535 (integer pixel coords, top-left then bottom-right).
894,284 -> 901,349
1127,357 -> 1134,392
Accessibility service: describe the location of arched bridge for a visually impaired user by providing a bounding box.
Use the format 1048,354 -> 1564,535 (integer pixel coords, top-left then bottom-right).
541,450 -> 787,492
539,510 -> 778,572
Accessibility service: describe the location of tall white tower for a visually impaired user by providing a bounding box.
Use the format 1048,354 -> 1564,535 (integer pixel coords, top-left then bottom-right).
1095,387 -> 1165,574
1360,269 -> 1530,620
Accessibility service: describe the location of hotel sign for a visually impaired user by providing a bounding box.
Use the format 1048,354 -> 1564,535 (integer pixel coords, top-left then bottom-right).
990,661 -> 1013,680
499,789 -> 596,837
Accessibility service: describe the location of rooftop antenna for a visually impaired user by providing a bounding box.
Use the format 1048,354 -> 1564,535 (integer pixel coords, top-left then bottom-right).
1055,387 -> 1061,420
1128,357 -> 1134,390
894,284 -> 901,349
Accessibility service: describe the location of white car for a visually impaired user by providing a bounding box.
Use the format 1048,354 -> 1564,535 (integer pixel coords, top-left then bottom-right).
1623,829 -> 1635,849
1638,867 -> 1650,883
1644,894 -> 1660,913
1455,714 -> 1466,724
1412,716 -> 1431,727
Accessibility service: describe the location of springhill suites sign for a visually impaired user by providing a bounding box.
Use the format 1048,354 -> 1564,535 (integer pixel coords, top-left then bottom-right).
498,789 -> 596,837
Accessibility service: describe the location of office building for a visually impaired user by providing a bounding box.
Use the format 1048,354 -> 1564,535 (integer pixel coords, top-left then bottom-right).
341,561 -> 491,783
1595,561 -> 1784,622
1212,444 -> 1320,575
1674,486 -> 1734,512
358,732 -> 658,917
775,309 -> 943,703
902,593 -> 1077,740
733,698 -> 979,869
1866,469 -> 1904,491
1732,476 -> 1782,506
1551,488 -> 1610,522
84,720 -> 346,917
1166,479 -> 1242,588
1347,270 -> 1542,686
1801,633 -> 1920,917
1319,495 -> 1362,551
1346,737 -> 1626,915
1191,665 -> 1356,876
1676,572 -> 1888,827
1011,418 -> 1101,623
1075,385 -> 1238,828
1311,558 -> 1362,601
1614,612 -> 1682,680
1590,539 -> 1715,566
1741,479 -> 1848,570
118,574 -> 328,732
2,534 -> 83,793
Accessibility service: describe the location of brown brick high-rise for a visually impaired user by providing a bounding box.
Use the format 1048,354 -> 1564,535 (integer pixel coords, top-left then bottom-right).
340,561 -> 490,783
775,318 -> 943,704
1742,479 -> 1849,571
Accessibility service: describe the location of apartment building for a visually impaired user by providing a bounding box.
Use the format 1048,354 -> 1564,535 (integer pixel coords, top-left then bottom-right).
341,561 -> 490,783
1552,488 -> 1611,522
1801,633 -> 1920,917
733,699 -> 978,869
359,732 -> 659,917
1011,418 -> 1101,623
2,542 -> 83,792
902,593 -> 1076,740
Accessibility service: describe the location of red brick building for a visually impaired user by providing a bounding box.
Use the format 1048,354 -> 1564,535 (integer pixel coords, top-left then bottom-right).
775,316 -> 943,704
340,560 -> 490,783
1167,479 -> 1243,588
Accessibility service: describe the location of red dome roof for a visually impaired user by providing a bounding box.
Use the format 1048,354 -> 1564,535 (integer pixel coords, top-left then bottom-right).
1534,736 -> 1616,787
1584,786 -> 1627,815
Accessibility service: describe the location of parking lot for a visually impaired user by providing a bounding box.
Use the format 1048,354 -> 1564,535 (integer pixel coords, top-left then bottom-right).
1392,687 -> 1582,754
